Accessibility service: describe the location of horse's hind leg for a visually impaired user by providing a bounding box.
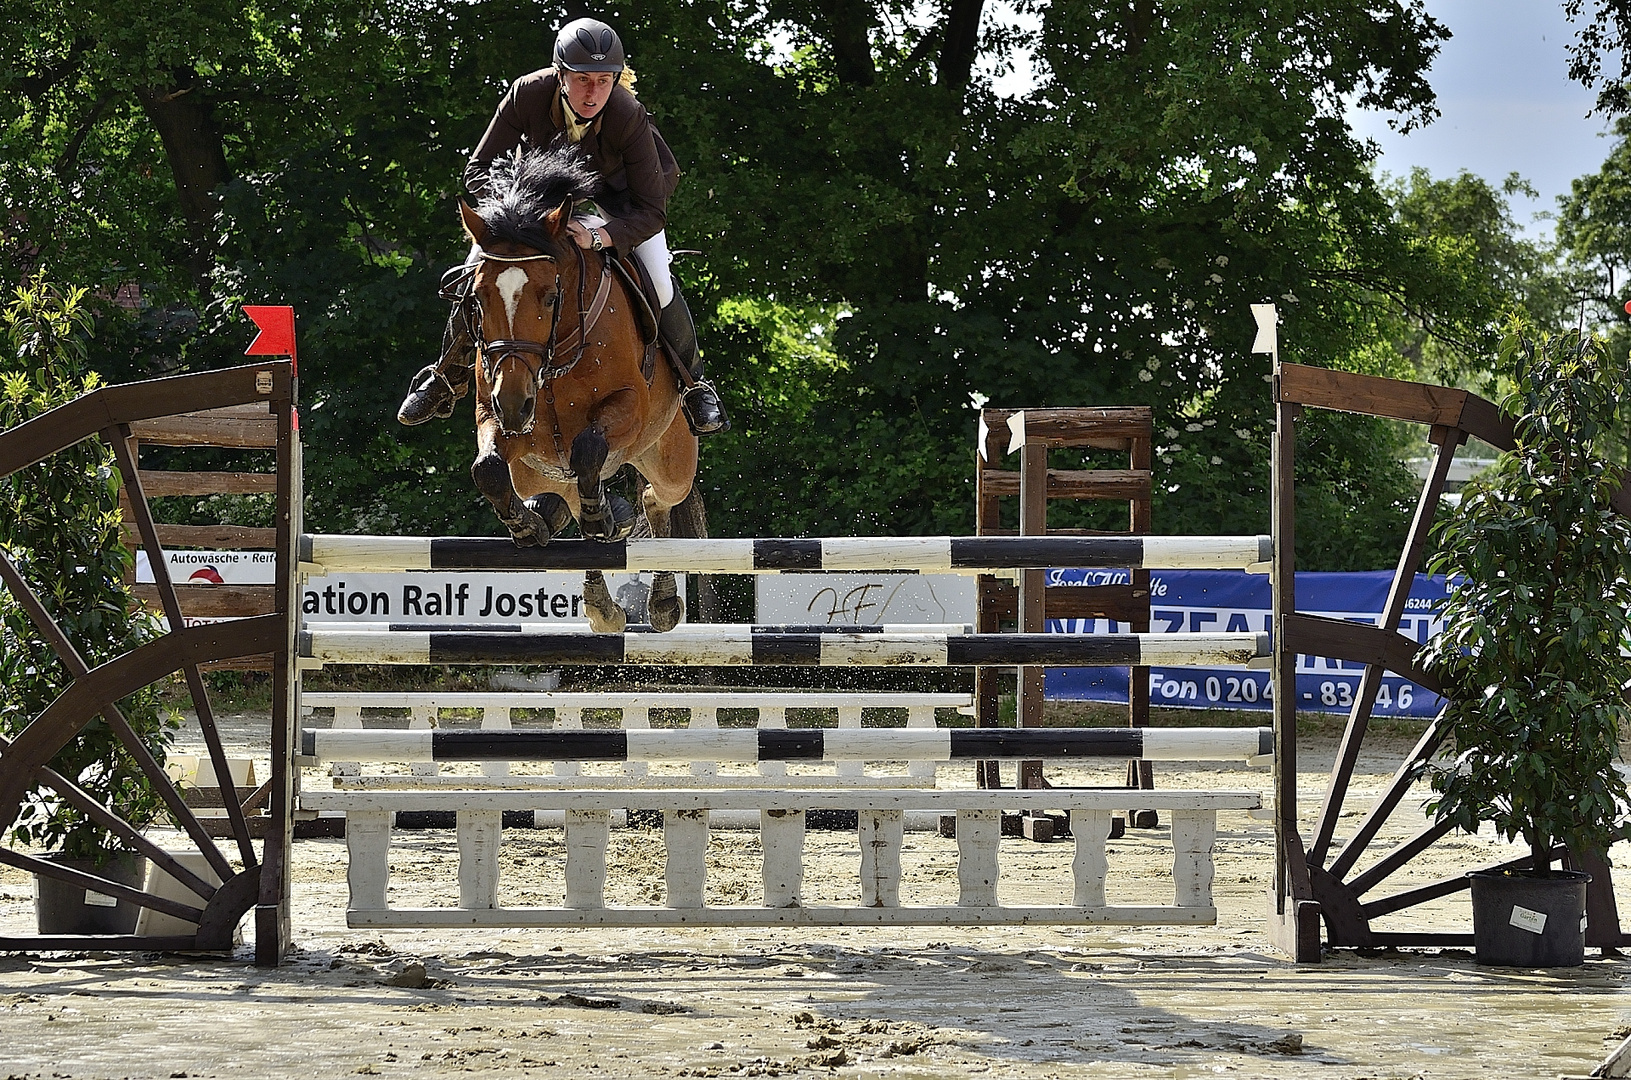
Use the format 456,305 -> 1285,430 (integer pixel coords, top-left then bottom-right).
641,485 -> 684,633
582,570 -> 626,633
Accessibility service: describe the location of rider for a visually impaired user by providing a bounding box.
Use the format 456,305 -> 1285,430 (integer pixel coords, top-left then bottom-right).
397,16 -> 728,436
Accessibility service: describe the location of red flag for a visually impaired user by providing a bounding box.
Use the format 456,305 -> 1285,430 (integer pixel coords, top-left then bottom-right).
243,305 -> 297,372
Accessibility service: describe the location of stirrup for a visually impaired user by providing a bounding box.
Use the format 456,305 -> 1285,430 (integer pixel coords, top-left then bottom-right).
680,379 -> 729,436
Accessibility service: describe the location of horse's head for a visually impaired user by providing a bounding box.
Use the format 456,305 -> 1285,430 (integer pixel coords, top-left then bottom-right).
461,148 -> 601,439
462,201 -> 569,437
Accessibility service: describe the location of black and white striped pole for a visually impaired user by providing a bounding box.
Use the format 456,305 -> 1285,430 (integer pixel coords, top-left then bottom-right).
301,725 -> 1275,765
296,628 -> 1271,670
298,533 -> 1273,575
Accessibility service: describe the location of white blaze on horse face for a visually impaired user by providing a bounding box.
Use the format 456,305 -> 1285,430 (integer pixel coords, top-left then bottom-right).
495,266 -> 529,333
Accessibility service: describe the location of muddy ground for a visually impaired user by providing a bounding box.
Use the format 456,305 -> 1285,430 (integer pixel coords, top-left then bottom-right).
2,707 -> 1629,1079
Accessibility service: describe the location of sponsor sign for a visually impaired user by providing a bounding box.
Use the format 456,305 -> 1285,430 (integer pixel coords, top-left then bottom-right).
1046,569 -> 1448,717
297,570 -> 662,624
136,550 -> 667,628
137,549 -> 276,586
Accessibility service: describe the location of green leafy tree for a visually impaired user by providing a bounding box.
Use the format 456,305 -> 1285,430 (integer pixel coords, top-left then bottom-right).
1567,0 -> 1631,115
1383,169 -> 1574,391
0,0 -> 1518,570
1555,116 -> 1631,468
1420,325 -> 1631,876
1558,117 -> 1631,329
690,0 -> 1466,569
0,280 -> 179,860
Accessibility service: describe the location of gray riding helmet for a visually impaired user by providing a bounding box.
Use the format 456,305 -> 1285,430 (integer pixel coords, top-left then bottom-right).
554,18 -> 625,73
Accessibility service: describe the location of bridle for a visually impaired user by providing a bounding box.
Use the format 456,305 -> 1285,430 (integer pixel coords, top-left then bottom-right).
443,247 -> 574,385
442,242 -> 613,445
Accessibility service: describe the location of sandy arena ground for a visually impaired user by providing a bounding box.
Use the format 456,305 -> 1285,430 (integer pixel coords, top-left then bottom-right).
3,708 -> 1630,1079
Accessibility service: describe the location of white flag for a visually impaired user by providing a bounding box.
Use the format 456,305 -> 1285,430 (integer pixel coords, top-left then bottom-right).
1007,411 -> 1028,455
1250,303 -> 1278,356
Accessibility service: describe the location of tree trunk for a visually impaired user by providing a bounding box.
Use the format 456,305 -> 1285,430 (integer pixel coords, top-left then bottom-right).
816,0 -> 877,86
134,68 -> 229,288
937,0 -> 986,92
1124,0 -> 1157,57
1532,835 -> 1552,877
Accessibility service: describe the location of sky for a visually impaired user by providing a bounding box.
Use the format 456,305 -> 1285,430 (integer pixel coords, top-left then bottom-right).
1347,0 -> 1615,239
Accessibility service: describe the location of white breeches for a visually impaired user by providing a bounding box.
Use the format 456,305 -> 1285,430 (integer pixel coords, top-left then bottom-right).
579,214 -> 673,307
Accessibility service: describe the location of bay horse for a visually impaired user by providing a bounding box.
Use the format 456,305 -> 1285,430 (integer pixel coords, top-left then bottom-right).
456,148 -> 704,632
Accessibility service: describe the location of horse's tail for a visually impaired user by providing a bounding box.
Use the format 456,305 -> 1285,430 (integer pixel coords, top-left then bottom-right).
670,484 -> 722,621
669,484 -> 709,539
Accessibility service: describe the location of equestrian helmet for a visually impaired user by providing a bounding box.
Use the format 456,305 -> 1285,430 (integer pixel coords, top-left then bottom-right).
554,18 -> 625,74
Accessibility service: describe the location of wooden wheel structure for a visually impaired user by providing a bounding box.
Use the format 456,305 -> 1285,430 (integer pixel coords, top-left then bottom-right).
1269,361 -> 1631,961
0,362 -> 299,965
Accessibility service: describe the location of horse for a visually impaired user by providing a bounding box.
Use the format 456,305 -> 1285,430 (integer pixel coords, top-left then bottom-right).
455,147 -> 705,633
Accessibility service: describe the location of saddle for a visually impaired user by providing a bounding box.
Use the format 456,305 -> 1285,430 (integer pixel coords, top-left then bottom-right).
605,252 -> 664,383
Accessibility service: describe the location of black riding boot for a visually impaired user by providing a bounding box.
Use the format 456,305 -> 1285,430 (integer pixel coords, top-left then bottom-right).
660,282 -> 728,436
398,300 -> 476,426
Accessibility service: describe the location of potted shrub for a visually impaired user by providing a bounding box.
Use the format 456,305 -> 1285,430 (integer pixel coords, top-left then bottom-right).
0,282 -> 179,933
1419,324 -> 1631,967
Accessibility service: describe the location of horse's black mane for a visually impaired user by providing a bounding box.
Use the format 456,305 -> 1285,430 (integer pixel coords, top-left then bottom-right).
475,146 -> 601,255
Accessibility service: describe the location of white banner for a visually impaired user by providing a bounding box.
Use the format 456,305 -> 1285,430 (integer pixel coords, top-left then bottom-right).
756,573 -> 976,626
300,570 -> 662,625
137,550 -> 669,627
136,549 -> 276,586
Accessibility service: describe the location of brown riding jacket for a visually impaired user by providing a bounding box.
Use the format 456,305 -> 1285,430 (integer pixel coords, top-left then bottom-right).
465,68 -> 680,256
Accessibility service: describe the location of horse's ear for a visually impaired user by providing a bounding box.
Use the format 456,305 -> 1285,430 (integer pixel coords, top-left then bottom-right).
546,198 -> 573,237
459,201 -> 488,245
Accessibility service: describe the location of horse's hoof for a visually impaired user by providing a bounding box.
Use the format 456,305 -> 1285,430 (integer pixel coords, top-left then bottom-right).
606,492 -> 639,541
585,605 -> 627,633
648,575 -> 684,632
506,525 -> 542,547
523,493 -> 572,537
583,572 -> 627,633
504,509 -> 546,547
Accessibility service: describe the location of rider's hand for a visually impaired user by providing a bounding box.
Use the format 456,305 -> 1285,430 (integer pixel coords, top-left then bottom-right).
565,221 -> 600,250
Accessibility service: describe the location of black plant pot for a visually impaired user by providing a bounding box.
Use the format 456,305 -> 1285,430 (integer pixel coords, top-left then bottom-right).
1468,869 -> 1591,967
34,852 -> 147,935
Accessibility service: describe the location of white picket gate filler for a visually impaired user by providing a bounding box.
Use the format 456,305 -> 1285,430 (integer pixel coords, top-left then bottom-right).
301,689 -> 974,790
293,530 -> 1273,931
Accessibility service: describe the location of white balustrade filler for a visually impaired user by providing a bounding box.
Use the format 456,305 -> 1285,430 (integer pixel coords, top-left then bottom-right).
296,690 -> 1268,931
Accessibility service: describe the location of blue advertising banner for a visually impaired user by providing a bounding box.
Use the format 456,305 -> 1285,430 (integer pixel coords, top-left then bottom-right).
1044,569 -> 1449,717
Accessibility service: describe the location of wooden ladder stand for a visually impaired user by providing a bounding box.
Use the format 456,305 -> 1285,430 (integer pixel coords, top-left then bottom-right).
119,403 -> 282,670
975,408 -> 1157,836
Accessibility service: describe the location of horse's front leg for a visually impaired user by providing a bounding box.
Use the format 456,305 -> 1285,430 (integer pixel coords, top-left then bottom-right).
473,428 -> 570,547
569,424 -> 637,542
